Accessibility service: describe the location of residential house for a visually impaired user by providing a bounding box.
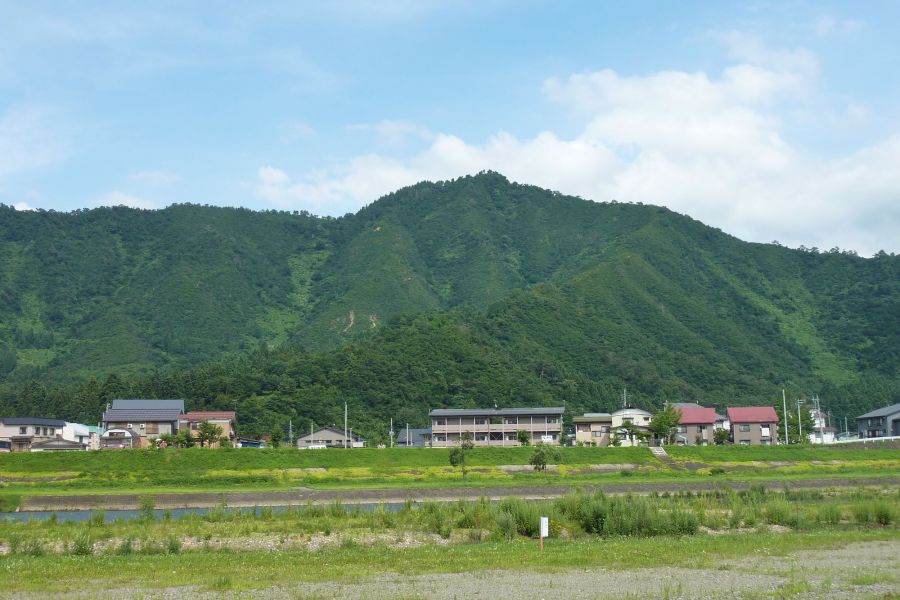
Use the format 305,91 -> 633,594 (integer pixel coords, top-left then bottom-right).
728,407 -> 779,445
395,427 -> 432,448
296,426 -> 365,448
0,417 -> 66,451
63,422 -> 99,450
671,404 -> 717,446
574,413 -> 613,446
856,403 -> 900,439
610,407 -> 652,447
101,399 -> 185,447
429,407 -> 564,447
178,411 -> 237,447
808,409 -> 837,444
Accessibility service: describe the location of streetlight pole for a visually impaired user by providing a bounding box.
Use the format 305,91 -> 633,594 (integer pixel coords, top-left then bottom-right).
782,389 -> 789,444
797,399 -> 805,442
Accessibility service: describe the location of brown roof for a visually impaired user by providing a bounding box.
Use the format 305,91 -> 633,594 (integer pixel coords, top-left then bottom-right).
727,406 -> 779,423
180,411 -> 236,421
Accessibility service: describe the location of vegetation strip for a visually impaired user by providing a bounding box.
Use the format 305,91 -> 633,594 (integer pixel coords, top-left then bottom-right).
14,476 -> 900,512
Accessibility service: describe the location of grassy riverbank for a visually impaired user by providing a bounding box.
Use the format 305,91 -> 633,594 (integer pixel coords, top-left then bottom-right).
1,446 -> 897,511
0,485 -> 897,595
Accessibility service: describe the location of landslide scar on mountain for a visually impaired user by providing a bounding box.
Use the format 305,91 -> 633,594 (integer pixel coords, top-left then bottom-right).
343,310 -> 356,333
369,314 -> 377,329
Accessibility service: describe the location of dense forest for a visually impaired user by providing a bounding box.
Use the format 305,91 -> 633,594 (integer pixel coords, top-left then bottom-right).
1,172 -> 897,439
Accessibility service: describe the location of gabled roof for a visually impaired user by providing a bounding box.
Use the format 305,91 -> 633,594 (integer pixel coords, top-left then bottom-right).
677,406 -> 717,425
180,411 -> 236,422
429,407 -> 565,417
111,399 -> 185,411
102,408 -> 182,422
0,417 -> 66,427
296,426 -> 364,441
857,403 -> 900,419
727,406 -> 779,423
611,407 -> 653,417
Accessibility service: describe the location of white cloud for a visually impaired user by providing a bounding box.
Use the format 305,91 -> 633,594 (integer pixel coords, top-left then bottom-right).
348,120 -> 434,146
252,34 -> 899,255
94,191 -> 157,210
0,106 -> 69,179
130,170 -> 180,185
814,15 -> 864,37
12,201 -> 34,211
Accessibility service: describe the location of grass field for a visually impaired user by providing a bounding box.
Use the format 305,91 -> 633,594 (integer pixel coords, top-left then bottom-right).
0,485 -> 897,595
1,446 -> 898,512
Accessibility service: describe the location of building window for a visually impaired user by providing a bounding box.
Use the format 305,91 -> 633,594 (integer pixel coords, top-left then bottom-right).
739,424 -> 750,432
505,433 -> 518,441
19,426 -> 26,435
474,418 -> 487,425
433,419 -> 446,426
503,417 -> 518,425
490,417 -> 503,425
676,426 -> 687,433
591,431 -> 604,438
698,425 -> 707,432
475,434 -> 488,442
739,440 -> 751,445
601,426 -> 610,433
546,417 -> 560,424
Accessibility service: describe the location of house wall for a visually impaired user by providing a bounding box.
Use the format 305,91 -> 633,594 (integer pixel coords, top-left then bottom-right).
0,422 -> 64,451
732,422 -> 778,445
105,421 -> 173,445
857,412 -> 900,438
430,414 -> 562,447
178,419 -> 235,447
574,422 -> 612,446
677,423 -> 715,445
296,429 -> 362,448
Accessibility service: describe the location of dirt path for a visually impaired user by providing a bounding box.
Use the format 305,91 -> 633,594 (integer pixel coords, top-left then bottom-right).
8,540 -> 898,599
19,476 -> 900,511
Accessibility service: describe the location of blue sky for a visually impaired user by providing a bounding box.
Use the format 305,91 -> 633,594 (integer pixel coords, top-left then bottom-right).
1,1 -> 899,254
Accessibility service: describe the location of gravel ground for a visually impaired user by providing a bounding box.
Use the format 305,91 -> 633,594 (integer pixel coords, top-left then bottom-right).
10,540 -> 898,599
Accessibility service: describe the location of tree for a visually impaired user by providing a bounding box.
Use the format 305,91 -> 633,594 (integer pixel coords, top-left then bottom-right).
530,442 -> 561,471
650,406 -> 682,445
449,432 -> 474,477
269,429 -> 283,448
196,421 -> 224,447
516,429 -> 531,446
175,429 -> 194,448
713,428 -> 730,445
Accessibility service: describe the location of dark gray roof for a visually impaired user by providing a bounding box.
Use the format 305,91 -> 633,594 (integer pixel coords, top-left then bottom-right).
111,399 -> 185,411
30,438 -> 87,450
0,417 -> 66,427
396,428 -> 431,443
857,403 -> 900,419
102,408 -> 182,422
429,407 -> 565,418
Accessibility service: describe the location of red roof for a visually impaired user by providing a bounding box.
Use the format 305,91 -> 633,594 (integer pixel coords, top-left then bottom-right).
677,406 -> 717,425
727,407 -> 779,423
181,411 -> 236,422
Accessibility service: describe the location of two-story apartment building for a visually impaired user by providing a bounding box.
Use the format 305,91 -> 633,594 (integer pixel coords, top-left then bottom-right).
727,407 -> 779,445
856,403 -> 900,439
429,407 -> 564,447
574,413 -> 613,446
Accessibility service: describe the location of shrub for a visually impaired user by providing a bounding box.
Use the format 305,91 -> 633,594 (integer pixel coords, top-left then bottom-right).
70,532 -> 93,556
816,504 -> 841,526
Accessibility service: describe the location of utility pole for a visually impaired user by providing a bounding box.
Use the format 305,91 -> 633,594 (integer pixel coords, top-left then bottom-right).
782,389 -> 789,444
344,402 -> 348,449
797,399 -> 805,441
406,423 -> 410,447
390,418 -> 394,448
288,419 -> 293,447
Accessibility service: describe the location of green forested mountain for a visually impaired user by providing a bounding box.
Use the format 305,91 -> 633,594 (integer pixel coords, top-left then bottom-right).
1,172 -> 898,437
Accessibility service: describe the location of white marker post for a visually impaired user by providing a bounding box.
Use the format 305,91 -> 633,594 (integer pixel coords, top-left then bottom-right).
539,516 -> 549,550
